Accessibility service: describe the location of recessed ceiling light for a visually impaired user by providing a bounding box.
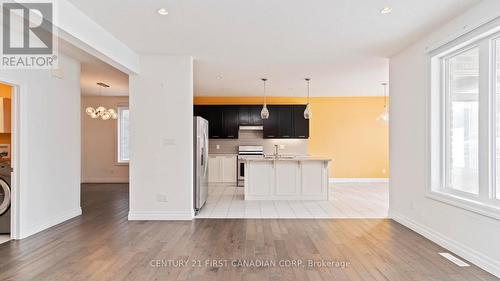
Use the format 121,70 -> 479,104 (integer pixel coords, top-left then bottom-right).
157,8 -> 169,15
380,6 -> 392,14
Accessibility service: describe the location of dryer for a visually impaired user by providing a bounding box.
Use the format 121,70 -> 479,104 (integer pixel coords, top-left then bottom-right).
0,161 -> 11,234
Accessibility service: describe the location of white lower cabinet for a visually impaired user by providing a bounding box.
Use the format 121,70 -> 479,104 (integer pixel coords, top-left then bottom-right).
207,156 -> 220,183
208,155 -> 237,183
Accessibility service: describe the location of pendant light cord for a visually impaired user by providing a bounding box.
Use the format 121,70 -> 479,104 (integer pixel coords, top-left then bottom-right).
305,78 -> 311,104
382,83 -> 388,109
262,78 -> 267,105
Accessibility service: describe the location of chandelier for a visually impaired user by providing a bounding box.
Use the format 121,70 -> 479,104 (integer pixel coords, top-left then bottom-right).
85,106 -> 117,120
85,82 -> 118,120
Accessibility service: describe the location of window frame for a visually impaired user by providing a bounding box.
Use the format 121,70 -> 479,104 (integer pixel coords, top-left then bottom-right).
428,23 -> 500,221
492,36 -> 500,203
116,105 -> 130,165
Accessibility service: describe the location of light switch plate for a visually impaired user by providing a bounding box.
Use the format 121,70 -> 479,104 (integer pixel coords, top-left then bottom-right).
162,138 -> 176,146
51,68 -> 64,79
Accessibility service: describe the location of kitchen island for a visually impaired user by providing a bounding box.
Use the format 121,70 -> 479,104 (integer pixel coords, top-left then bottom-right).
242,156 -> 332,200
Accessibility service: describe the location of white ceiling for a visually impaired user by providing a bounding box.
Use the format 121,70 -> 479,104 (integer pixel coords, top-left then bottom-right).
80,61 -> 129,96
58,38 -> 129,96
68,0 -> 480,97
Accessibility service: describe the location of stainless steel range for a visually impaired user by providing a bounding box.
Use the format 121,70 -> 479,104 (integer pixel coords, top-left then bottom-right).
237,145 -> 264,187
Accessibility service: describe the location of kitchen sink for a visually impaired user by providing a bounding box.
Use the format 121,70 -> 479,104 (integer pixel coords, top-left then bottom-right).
264,155 -> 297,159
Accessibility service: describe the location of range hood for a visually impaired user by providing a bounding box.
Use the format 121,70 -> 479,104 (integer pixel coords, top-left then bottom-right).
239,125 -> 263,131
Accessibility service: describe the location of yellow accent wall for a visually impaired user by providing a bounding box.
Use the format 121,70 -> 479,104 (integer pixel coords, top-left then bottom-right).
194,96 -> 389,178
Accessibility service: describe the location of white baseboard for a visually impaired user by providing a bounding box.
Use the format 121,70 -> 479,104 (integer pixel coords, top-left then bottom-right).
81,178 -> 129,184
390,211 -> 500,278
329,178 -> 389,183
128,211 -> 193,220
19,207 -> 82,239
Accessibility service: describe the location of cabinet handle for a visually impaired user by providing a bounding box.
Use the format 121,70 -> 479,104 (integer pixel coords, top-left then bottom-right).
267,135 -> 275,138
212,136 -> 220,138
227,135 -> 234,138
299,136 -> 306,138
283,135 -> 290,138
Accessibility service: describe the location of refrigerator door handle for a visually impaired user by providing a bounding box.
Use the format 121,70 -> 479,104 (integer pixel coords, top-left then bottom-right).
203,131 -> 209,177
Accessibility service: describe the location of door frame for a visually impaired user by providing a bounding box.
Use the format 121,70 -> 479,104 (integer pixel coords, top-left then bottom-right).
0,78 -> 21,240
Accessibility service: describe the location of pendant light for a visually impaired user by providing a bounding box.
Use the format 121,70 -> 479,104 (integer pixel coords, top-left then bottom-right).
304,78 -> 312,119
377,82 -> 389,124
260,78 -> 269,119
85,82 -> 118,120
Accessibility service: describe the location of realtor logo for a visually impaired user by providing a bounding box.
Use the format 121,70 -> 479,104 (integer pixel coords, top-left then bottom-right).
1,0 -> 58,69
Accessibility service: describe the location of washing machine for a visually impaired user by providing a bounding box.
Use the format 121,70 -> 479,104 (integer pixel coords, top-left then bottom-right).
0,161 -> 11,234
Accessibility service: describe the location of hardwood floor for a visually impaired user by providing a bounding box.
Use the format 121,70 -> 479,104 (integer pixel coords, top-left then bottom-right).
0,235 -> 10,245
0,183 -> 497,281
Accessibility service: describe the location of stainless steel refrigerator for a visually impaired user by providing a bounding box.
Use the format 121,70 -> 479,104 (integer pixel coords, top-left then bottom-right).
193,117 -> 209,215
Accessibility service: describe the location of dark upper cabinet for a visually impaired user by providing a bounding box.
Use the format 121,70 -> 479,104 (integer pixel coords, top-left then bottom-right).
293,105 -> 309,138
238,106 -> 251,125
194,104 -> 308,139
263,105 -> 279,138
249,106 -> 263,125
194,105 -> 201,116
206,106 -> 224,138
194,105 -> 206,117
223,106 -> 239,139
239,105 -> 262,125
194,105 -> 238,139
278,106 -> 293,138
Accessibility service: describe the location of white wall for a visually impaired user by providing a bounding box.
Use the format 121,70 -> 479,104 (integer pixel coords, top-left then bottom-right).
0,54 -> 81,239
128,55 -> 194,220
389,0 -> 500,277
81,96 -> 129,183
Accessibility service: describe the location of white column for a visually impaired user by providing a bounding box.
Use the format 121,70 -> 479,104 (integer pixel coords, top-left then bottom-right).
128,55 -> 194,220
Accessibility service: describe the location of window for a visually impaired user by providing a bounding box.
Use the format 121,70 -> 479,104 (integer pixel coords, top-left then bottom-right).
117,106 -> 130,164
429,25 -> 500,219
445,47 -> 479,195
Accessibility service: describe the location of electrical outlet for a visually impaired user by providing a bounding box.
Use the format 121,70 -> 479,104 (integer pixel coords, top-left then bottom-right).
156,194 -> 168,203
382,168 -> 387,174
216,145 -> 220,150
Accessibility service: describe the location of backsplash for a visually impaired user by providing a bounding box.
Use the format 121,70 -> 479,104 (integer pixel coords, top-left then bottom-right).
208,131 -> 308,155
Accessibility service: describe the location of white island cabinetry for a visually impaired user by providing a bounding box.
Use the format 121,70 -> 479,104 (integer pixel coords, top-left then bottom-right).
243,157 -> 331,200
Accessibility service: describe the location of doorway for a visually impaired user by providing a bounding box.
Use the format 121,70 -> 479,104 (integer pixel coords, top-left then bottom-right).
0,81 -> 17,243
79,61 -> 130,220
